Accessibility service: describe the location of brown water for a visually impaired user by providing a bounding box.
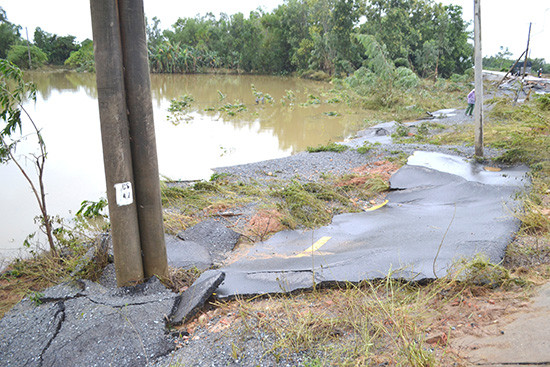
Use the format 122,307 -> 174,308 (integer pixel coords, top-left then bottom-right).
0,71 -> 366,262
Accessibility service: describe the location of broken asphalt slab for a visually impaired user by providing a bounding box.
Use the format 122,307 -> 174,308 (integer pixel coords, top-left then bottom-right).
0,275 -> 222,367
343,109 -> 466,147
165,234 -> 213,270
169,270 -> 225,325
177,218 -> 241,264
215,151 -> 528,298
101,229 -> 236,271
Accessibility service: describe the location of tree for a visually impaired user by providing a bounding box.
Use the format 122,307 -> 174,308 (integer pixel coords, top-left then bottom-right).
0,60 -> 57,256
7,44 -> 48,69
483,46 -> 514,71
146,16 -> 164,52
330,0 -> 361,74
142,0 -> 472,77
34,27 -> 79,65
345,34 -> 418,106
278,0 -> 311,71
530,58 -> 549,74
360,0 -> 472,77
259,11 -> 292,72
65,39 -> 94,72
0,7 -> 21,59
235,11 -> 264,72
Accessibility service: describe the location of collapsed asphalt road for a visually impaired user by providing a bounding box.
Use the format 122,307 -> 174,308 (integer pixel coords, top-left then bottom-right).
213,151 -> 528,298
0,150 -> 528,367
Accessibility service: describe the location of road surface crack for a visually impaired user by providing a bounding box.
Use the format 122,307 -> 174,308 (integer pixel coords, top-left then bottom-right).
38,301 -> 65,367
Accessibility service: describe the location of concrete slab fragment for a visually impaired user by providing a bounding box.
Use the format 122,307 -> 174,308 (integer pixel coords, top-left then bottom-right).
169,270 -> 225,325
456,283 -> 550,365
344,121 -> 396,146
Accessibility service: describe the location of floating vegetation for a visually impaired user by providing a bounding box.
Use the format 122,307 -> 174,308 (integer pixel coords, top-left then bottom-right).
300,94 -> 321,107
167,94 -> 194,125
326,97 -> 342,104
251,84 -> 274,105
281,89 -> 297,106
218,101 -> 247,116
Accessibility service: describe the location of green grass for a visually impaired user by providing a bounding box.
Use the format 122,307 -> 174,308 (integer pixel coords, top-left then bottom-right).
161,174 -> 391,236
431,96 -> 550,169
356,142 -> 376,154
307,142 -> 348,153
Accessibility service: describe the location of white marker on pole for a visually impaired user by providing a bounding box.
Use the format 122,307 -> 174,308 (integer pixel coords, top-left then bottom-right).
114,182 -> 133,206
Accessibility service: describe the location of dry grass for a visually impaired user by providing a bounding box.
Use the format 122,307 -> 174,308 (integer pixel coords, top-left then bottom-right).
0,253 -> 70,318
175,258 -> 537,366
158,266 -> 204,294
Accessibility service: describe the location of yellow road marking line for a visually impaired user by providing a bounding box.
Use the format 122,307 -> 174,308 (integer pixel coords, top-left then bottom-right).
295,236 -> 331,257
364,199 -> 389,212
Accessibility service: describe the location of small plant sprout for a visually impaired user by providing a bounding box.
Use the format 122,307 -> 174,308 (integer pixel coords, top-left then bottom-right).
28,291 -> 44,305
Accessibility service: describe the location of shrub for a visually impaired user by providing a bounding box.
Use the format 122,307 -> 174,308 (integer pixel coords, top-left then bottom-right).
65,40 -> 95,72
6,45 -> 48,69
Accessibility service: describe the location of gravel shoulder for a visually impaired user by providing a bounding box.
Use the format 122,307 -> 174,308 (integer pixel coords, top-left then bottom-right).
211,100 -> 512,185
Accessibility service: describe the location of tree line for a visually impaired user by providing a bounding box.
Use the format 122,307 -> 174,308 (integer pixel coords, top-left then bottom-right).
146,0 -> 474,79
1,1 -> 547,78
483,46 -> 549,74
0,7 -> 93,70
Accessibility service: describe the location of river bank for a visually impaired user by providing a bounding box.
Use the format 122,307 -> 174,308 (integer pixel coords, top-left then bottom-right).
1,76 -> 549,366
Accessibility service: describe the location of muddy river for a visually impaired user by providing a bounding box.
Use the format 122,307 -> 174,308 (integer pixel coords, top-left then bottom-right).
0,71 -> 367,262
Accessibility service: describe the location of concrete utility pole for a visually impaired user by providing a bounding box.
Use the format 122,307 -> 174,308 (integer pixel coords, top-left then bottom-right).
90,0 -> 168,286
473,0 -> 484,157
25,28 -> 32,69
118,0 -> 168,278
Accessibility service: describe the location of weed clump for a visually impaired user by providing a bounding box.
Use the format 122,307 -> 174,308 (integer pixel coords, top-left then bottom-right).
193,181 -> 219,192
535,94 -> 550,111
276,182 -> 333,228
307,143 -> 348,153
451,255 -> 511,288
356,142 -> 375,154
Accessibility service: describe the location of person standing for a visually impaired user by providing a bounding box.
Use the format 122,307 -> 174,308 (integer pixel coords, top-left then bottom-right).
465,89 -> 475,116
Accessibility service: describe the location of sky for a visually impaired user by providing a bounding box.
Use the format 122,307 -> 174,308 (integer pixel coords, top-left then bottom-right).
1,0 -> 549,62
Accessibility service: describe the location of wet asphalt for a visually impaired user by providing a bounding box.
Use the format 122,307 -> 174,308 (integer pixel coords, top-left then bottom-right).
214,150 -> 528,298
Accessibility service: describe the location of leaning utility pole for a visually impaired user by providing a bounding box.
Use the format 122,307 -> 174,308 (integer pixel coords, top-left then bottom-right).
473,0 -> 483,157
521,22 -> 532,79
90,0 -> 168,286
